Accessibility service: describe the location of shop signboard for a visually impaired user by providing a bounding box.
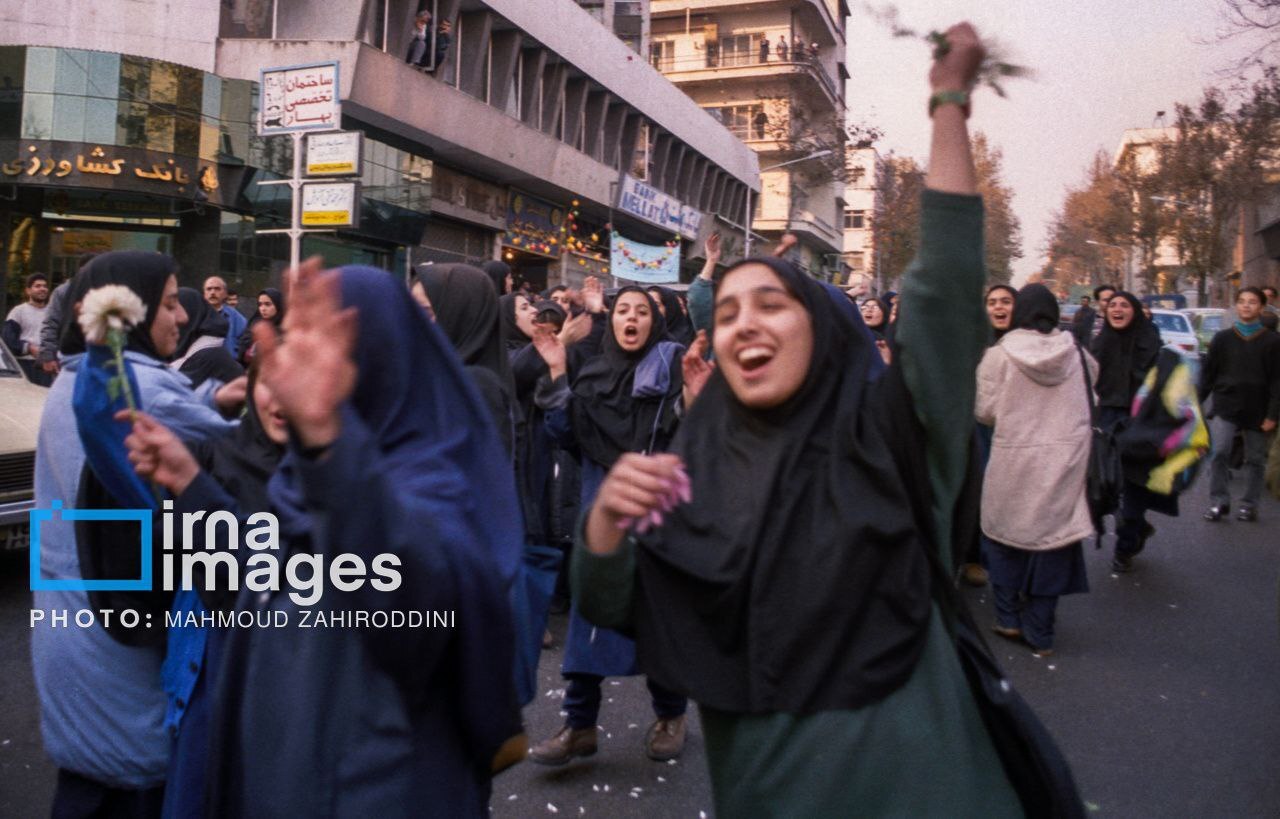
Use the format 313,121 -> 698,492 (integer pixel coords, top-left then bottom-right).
504,190 -> 565,257
432,166 -> 506,230
616,173 -> 683,235
301,181 -> 360,227
304,131 -> 362,176
258,61 -> 341,135
678,205 -> 704,241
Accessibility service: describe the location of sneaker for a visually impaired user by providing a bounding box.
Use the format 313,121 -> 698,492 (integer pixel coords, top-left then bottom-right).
528,725 -> 598,766
1237,506 -> 1258,522
644,716 -> 686,761
961,563 -> 989,587
1111,554 -> 1134,573
1203,505 -> 1229,522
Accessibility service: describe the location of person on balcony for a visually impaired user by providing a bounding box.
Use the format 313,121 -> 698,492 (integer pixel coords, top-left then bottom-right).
752,110 -> 769,140
778,35 -> 790,61
759,36 -> 770,63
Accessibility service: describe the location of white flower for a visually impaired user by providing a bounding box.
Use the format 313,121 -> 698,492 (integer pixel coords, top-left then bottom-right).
78,285 -> 147,345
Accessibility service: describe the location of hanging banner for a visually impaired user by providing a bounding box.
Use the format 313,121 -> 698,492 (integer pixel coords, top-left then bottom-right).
610,231 -> 681,284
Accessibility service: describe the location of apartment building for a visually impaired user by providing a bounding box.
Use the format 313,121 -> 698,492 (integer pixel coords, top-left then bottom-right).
841,144 -> 879,287
650,0 -> 848,278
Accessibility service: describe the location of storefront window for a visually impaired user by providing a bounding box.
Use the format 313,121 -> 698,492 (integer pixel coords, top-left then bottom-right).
52,92 -> 84,141
21,92 -> 52,139
24,47 -> 55,94
0,47 -> 23,140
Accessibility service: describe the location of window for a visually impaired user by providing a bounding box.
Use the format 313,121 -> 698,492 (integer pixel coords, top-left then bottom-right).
719,33 -> 762,66
650,40 -> 675,71
843,209 -> 866,230
706,104 -> 766,140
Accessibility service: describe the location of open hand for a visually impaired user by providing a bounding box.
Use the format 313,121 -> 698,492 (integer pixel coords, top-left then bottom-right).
253,256 -> 357,449
681,330 -> 716,408
557,310 -> 593,347
115,410 -> 201,496
704,231 -> 722,265
772,233 -> 798,257
582,276 -> 605,315
531,325 -> 567,380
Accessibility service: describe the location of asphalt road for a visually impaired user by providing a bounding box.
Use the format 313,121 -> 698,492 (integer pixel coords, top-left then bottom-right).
2,470 -> 1278,817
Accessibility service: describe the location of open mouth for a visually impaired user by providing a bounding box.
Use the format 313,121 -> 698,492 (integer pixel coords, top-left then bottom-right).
622,326 -> 640,342
736,345 -> 774,374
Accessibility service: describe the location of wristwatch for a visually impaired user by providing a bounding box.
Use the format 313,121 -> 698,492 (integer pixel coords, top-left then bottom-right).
928,89 -> 971,119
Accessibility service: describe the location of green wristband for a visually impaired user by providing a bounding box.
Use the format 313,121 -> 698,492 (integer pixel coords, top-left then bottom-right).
928,89 -> 971,118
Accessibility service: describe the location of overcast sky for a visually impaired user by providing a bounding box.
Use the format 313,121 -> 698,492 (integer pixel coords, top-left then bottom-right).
844,0 -> 1263,284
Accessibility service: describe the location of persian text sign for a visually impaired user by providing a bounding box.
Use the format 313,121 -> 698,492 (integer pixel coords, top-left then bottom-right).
616,174 -> 683,234
679,205 -> 704,241
301,181 -> 359,227
305,131 -> 361,176
259,62 -> 340,134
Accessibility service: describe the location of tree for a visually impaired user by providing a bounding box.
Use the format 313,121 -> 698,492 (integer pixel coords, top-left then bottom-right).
753,91 -> 882,185
1217,0 -> 1280,71
1044,152 -> 1141,291
1156,71 -> 1280,300
972,133 -> 1023,285
869,155 -> 924,288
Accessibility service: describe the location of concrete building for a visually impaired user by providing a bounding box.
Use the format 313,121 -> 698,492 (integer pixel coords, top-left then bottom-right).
649,0 -> 848,279
574,1 -> 651,55
841,144 -> 879,288
0,0 -> 757,308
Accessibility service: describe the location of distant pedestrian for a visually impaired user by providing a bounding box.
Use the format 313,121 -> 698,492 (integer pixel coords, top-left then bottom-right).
752,108 -> 768,139
202,275 -> 247,358
777,34 -> 789,61
977,284 -> 1094,657
1200,287 -> 1280,522
2,272 -> 50,384
759,36 -> 770,63
1071,295 -> 1095,345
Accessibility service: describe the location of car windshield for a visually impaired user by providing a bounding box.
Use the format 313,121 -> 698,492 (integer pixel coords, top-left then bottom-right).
1152,312 -> 1191,334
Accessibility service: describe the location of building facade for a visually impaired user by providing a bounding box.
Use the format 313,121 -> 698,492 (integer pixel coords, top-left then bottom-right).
649,0 -> 847,279
841,144 -> 879,288
0,0 -> 757,312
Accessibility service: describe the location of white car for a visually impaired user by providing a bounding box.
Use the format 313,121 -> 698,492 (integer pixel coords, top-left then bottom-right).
0,342 -> 46,550
1150,309 -> 1200,357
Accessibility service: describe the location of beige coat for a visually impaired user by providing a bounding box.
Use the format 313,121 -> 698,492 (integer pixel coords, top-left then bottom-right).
975,328 -> 1097,551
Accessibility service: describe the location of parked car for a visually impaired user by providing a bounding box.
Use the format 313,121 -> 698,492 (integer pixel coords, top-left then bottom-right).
1183,308 -> 1230,356
0,342 -> 46,550
1150,308 -> 1202,381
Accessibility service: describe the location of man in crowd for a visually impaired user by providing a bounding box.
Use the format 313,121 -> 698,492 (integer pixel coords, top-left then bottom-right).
1201,287 -> 1280,522
1262,285 -> 1278,331
3,272 -> 51,385
203,275 -> 247,357
1071,295 -> 1096,345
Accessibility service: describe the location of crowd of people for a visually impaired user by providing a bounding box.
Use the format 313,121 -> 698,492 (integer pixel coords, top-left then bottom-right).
15,20 -> 1280,819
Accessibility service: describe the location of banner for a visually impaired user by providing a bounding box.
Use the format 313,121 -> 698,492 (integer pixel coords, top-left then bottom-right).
610,231 -> 681,284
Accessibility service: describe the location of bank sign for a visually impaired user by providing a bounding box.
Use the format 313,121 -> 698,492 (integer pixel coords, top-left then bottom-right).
616,174 -> 703,240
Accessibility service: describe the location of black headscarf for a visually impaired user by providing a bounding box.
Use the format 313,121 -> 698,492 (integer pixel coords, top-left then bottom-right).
481,260 -> 512,296
570,286 -> 682,467
58,251 -> 176,358
647,286 -> 695,347
175,287 -> 230,357
498,293 -> 531,351
985,284 -> 1018,344
1011,283 -> 1059,334
861,296 -> 891,337
1090,290 -> 1162,408
632,257 -> 933,715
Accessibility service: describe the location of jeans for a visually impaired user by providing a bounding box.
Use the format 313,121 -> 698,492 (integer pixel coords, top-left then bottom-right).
563,673 -> 687,729
992,585 -> 1059,651
1208,416 -> 1268,509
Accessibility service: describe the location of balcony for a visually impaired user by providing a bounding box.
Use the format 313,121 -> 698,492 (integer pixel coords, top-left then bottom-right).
652,51 -> 841,108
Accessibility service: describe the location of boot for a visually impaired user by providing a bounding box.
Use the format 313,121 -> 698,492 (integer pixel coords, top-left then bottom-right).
528,725 -> 598,766
644,715 -> 686,761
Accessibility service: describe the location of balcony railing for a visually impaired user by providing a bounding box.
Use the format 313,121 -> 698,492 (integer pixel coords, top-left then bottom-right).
652,52 -> 840,102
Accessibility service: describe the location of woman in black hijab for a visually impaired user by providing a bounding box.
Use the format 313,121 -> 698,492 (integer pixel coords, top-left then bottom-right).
564,30 -> 1043,809
1090,290 -> 1163,571
482,259 -> 514,296
860,295 -> 891,338
237,288 -> 285,364
418,264 -> 519,454
985,284 -> 1017,345
526,285 -> 690,767
646,285 -> 696,347
172,287 -> 243,387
